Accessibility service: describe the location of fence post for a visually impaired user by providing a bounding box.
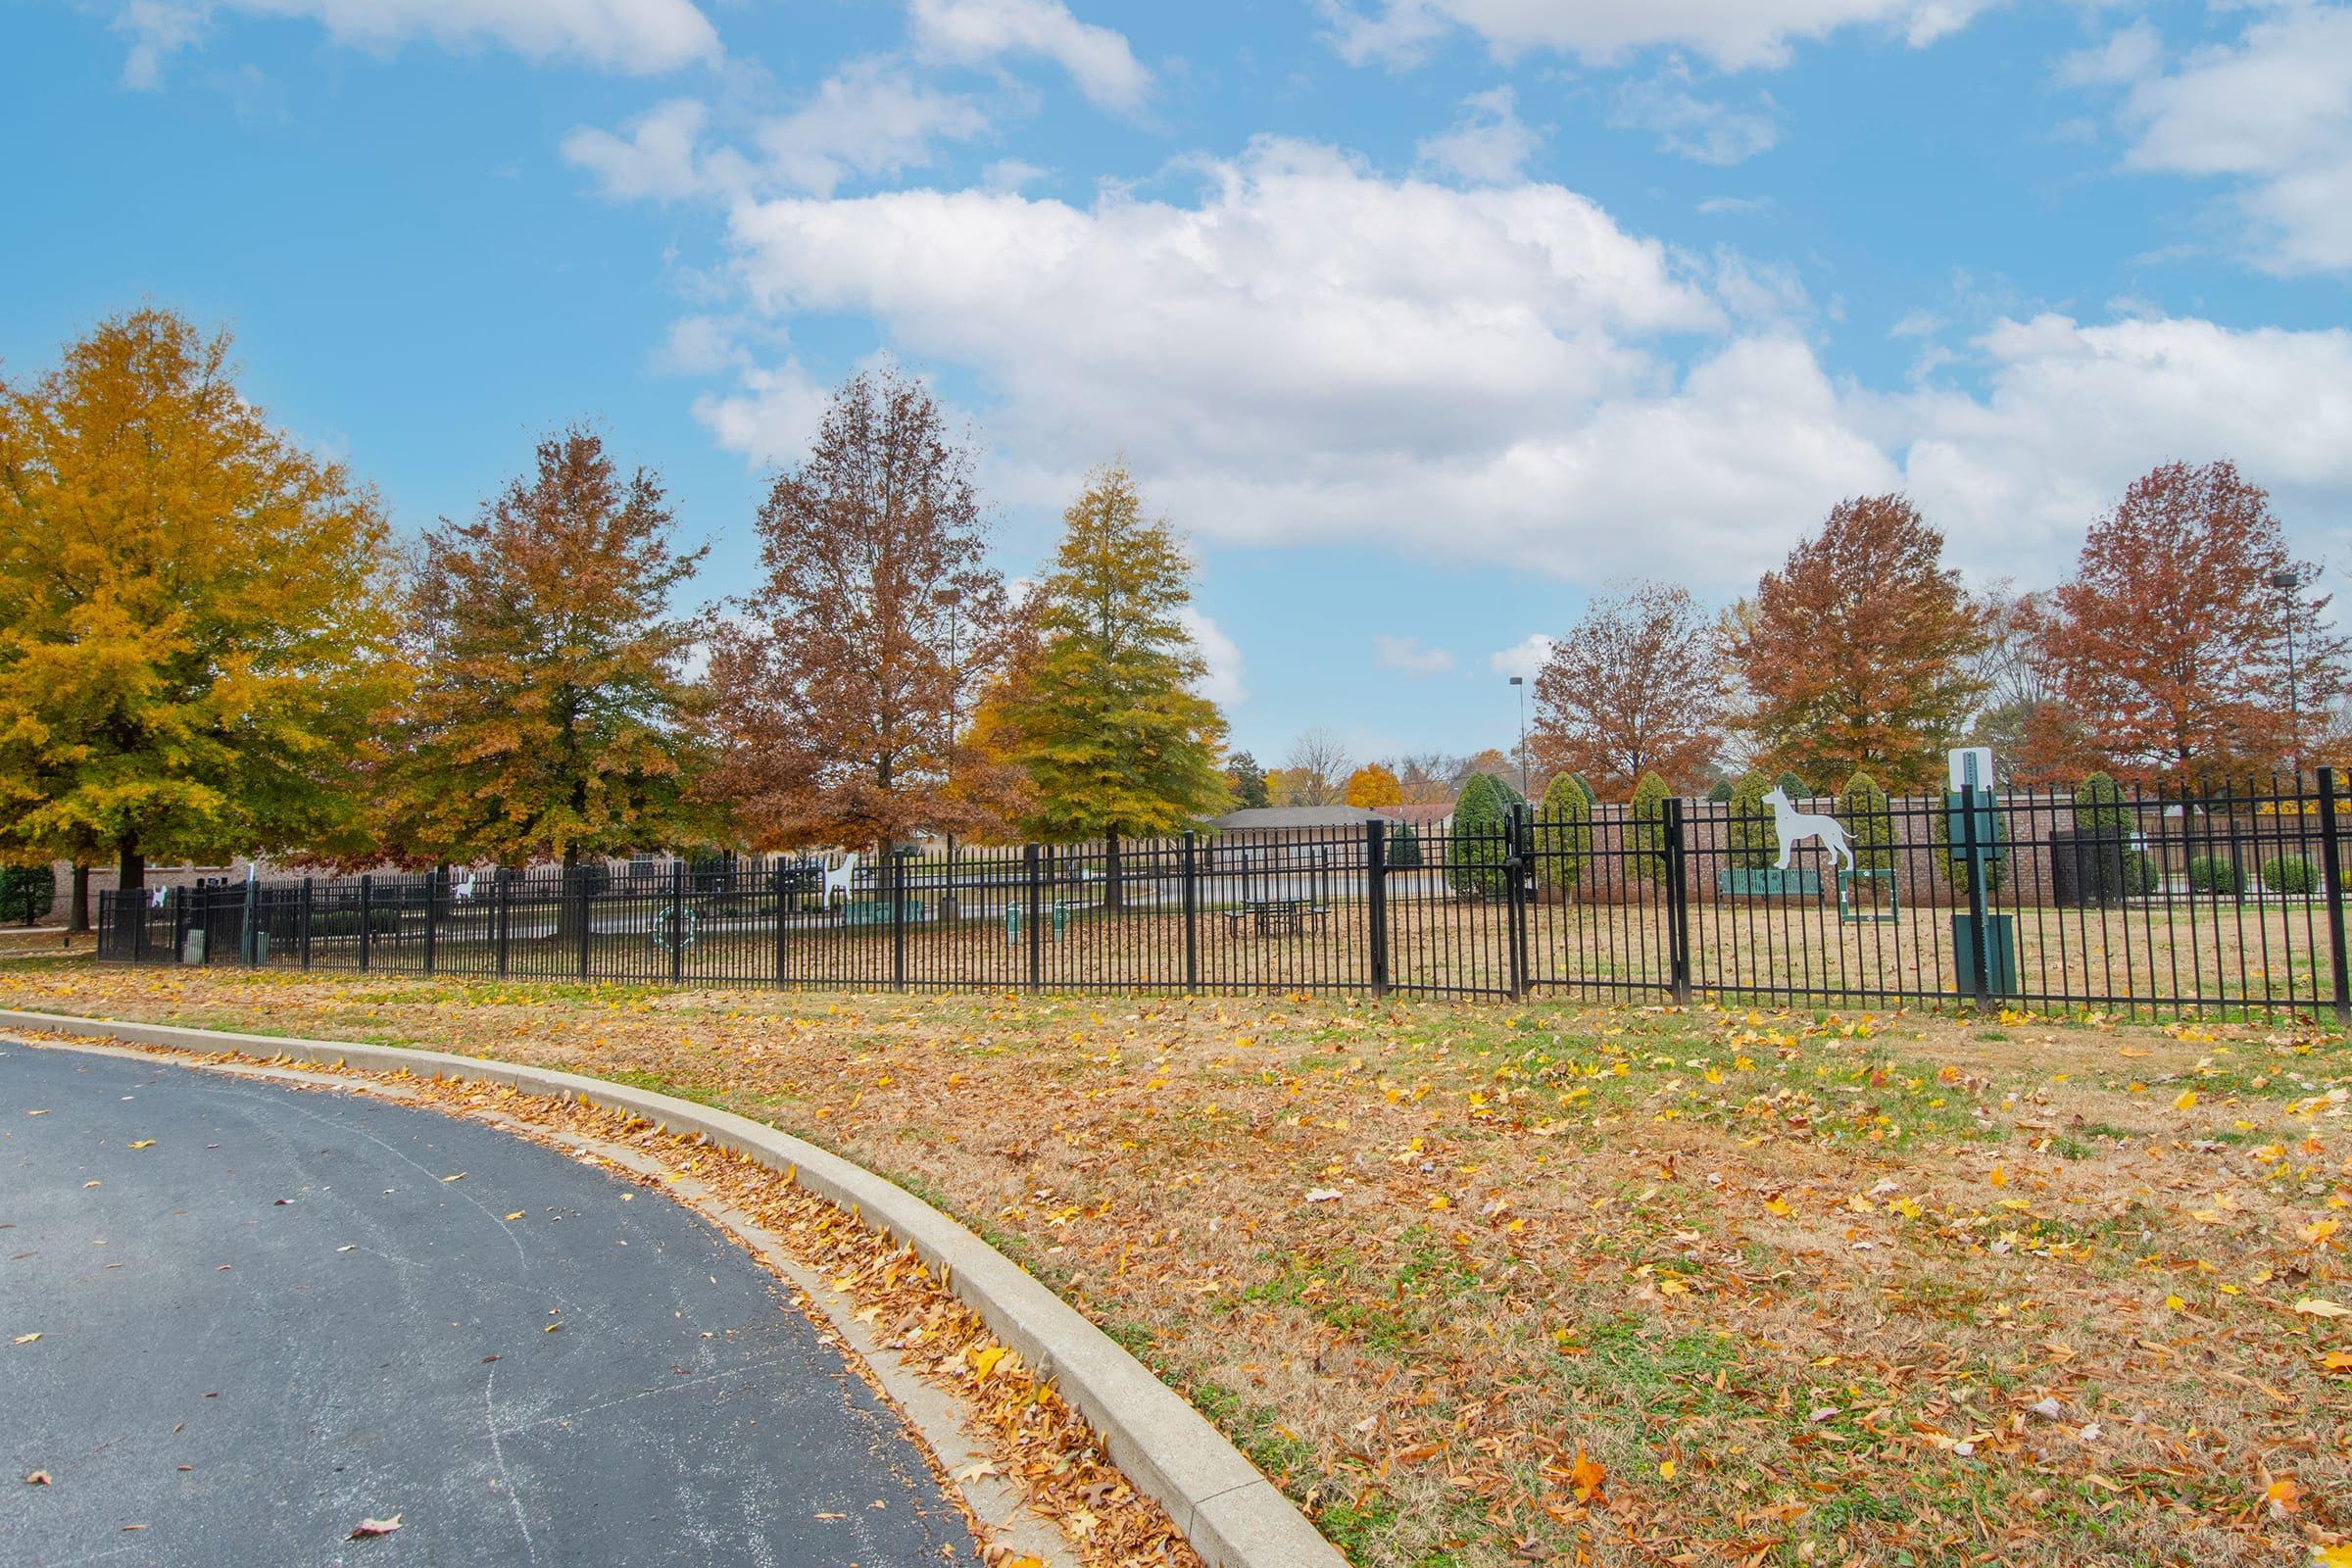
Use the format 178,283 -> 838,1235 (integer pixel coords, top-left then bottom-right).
890,850 -> 907,992
300,877 -> 314,970
1367,819 -> 1390,999
1181,831 -> 1200,995
494,867 -> 511,980
1663,797 -> 1692,1004
357,874 -> 373,974
1958,789 -> 1989,1008
669,859 -> 686,985
1105,830 -> 1121,914
575,864 -> 593,980
2320,768 -> 2351,1022
420,868 -> 438,976
1025,843 -> 1043,992
772,860 -> 790,988
1504,804 -> 1529,1000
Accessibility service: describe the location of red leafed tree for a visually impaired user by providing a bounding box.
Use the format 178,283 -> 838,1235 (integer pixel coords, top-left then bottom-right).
701,367 -> 1015,849
1531,579 -> 1727,798
1725,494 -> 1986,794
2029,460 -> 2342,783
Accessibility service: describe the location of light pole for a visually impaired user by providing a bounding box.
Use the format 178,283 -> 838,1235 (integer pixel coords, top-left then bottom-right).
2271,568 -> 2302,780
1508,675 -> 1527,797
934,587 -> 960,867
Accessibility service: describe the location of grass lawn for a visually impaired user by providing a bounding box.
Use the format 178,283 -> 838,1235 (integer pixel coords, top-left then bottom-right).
5,958 -> 2347,1566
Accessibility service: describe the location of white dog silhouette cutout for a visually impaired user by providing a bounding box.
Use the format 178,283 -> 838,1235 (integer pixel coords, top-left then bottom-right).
1762,787 -> 1854,873
822,853 -> 860,906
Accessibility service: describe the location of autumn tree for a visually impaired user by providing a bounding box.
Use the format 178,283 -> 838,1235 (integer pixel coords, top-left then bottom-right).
1966,580 -> 2061,780
377,428 -> 707,882
1396,754 -> 1457,804
702,368 -> 1012,849
1226,752 -> 1270,809
0,308 -> 397,908
1532,580 -> 1727,798
1345,763 -> 1402,808
1000,464 -> 1227,839
2029,461 -> 2343,783
1284,729 -> 1353,807
1725,494 -> 1986,793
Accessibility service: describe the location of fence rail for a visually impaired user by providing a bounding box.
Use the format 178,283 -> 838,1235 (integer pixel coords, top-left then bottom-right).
96,772 -> 2352,1019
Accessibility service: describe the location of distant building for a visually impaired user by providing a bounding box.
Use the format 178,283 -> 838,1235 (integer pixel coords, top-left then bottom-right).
1372,803 -> 1453,834
1208,805 -> 1385,832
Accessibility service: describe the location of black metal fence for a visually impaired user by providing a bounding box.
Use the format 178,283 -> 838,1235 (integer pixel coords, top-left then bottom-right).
95,770 -> 2352,1019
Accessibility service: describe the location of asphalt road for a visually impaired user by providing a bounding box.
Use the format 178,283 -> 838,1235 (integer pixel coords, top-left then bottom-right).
0,1041 -> 976,1568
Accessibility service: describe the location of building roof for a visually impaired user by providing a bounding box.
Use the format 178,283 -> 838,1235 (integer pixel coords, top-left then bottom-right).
1371,804 -> 1452,825
1210,806 -> 1386,831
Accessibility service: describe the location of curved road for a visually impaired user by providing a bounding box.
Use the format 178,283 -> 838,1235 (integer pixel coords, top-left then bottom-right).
0,1040 -> 977,1567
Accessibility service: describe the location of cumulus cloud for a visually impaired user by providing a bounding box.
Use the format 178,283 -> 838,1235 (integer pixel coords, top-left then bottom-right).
564,62 -> 988,201
1415,86 -> 1540,184
1317,0 -> 1988,74
634,134 -> 2352,594
113,0 -> 718,84
1609,67 -> 1782,165
2101,6 -> 2352,274
2056,20 -> 2160,88
1179,608 -> 1249,707
1376,636 -> 1457,674
908,0 -> 1150,112
1490,635 -> 1554,679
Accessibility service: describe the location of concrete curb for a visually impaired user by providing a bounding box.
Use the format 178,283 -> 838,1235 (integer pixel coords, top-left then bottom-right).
0,1008 -> 1346,1568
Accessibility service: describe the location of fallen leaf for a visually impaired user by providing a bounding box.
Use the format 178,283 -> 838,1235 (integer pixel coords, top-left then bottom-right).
1569,1445 -> 1605,1503
503,1212 -> 526,1222
12,1333 -> 39,1345
348,1515 -> 402,1539
2291,1298 -> 2348,1318
128,1140 -> 154,1150
2174,1090 -> 2198,1111
23,1471 -> 50,1486
440,1173 -> 466,1183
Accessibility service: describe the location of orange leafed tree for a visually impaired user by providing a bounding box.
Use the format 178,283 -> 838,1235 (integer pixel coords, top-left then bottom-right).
1725,494 -> 1986,793
377,427 -> 708,875
1344,763 -> 1402,808
2028,460 -> 2343,784
1531,579 -> 1727,799
701,368 -> 1014,850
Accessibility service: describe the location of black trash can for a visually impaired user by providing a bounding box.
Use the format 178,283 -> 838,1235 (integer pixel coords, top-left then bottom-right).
2051,827 -> 2128,906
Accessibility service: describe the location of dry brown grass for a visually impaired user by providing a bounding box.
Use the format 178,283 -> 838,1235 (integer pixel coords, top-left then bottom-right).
5,958 -> 2347,1568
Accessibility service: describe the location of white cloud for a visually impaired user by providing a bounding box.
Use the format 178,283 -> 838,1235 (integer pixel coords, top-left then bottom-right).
113,0 -> 718,84
1490,635 -> 1554,680
617,132 -> 2352,596
1696,194 -> 1771,216
2056,20 -> 2159,88
1609,67 -> 1782,165
564,62 -> 988,201
1376,635 -> 1457,674
1415,86 -> 1540,184
2097,6 -> 2352,273
1318,0 -> 1989,74
908,0 -> 1150,112
1178,608 -> 1248,707
650,314 -> 743,376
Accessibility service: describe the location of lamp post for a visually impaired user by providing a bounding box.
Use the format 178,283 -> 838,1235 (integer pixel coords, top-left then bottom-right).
1507,675 -> 1527,797
934,587 -> 960,867
2271,568 -> 2302,780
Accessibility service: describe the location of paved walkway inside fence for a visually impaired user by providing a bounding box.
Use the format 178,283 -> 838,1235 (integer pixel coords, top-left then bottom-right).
0,1042 -> 974,1567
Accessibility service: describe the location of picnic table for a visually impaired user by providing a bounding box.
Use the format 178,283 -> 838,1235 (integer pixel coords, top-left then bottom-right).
1221,897 -> 1331,936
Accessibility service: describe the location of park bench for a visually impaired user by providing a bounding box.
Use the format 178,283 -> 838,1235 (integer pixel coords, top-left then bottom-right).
1221,898 -> 1330,937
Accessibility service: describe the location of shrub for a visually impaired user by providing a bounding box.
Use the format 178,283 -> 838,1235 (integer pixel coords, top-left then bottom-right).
2261,856 -> 2317,895
1628,772 -> 1671,882
1705,778 -> 1734,804
2123,851 -> 2160,897
1729,769 -> 1775,870
2187,856 -> 2243,896
1774,770 -> 1811,801
1388,820 -> 1422,870
2075,771 -> 2131,835
310,906 -> 402,937
0,864 -> 55,923
1446,773 -> 1516,897
1535,772 -> 1592,892
1838,772 -> 1894,874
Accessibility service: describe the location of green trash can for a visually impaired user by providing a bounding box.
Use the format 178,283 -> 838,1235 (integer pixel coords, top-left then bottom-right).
1951,913 -> 2017,999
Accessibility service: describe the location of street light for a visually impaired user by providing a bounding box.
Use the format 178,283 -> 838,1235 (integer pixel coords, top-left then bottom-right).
1507,675 -> 1527,797
2271,568 -> 2302,780
933,588 -> 960,867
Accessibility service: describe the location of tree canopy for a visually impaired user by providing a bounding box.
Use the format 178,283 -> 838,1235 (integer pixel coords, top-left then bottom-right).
0,308 -> 397,889
1345,763 -> 1403,808
1726,494 -> 1986,793
702,367 -> 1013,849
1532,579 -> 1727,798
378,427 -> 707,872
999,463 -> 1227,839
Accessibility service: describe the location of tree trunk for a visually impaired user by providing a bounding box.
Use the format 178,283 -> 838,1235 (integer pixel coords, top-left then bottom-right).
70,864 -> 90,934
112,838 -> 145,957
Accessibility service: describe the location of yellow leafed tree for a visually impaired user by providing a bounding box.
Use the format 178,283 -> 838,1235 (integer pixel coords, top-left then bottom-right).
0,308 -> 399,905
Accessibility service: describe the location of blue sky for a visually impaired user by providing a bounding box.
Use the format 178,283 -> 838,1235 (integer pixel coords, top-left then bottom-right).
8,1 -> 2352,766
